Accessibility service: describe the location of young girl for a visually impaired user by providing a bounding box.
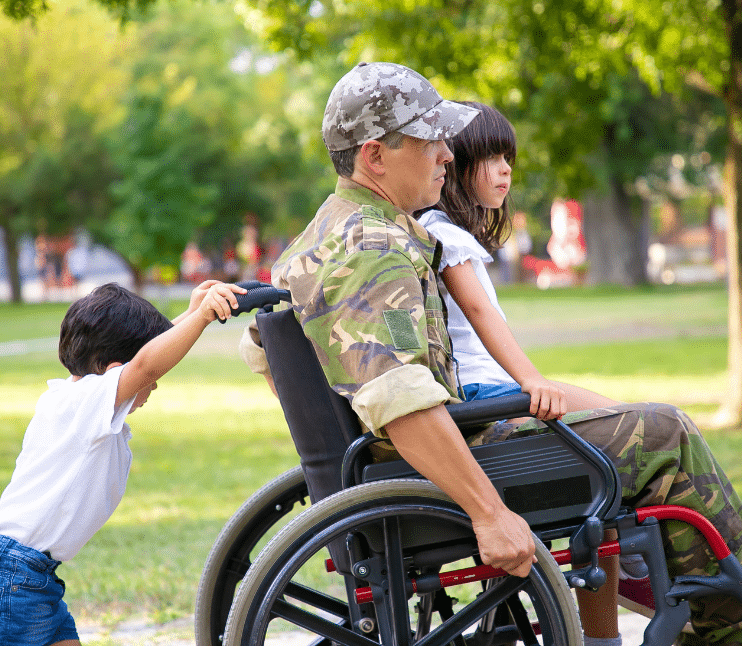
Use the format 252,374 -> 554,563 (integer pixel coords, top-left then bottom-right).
417,101 -> 620,421
417,102 -> 629,646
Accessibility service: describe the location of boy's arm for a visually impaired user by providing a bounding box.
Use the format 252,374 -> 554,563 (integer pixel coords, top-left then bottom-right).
114,282 -> 246,407
171,279 -> 222,325
441,261 -> 566,420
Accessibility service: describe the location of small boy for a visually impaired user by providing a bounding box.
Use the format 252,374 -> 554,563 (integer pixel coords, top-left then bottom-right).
0,279 -> 245,646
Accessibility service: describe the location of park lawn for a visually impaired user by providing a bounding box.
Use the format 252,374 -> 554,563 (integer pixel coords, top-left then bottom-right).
0,282 -> 738,628
0,352 -> 299,625
0,282 -> 729,344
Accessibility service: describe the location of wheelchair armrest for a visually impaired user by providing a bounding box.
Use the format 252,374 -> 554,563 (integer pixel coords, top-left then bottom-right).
446,392 -> 532,431
344,392 -> 622,524
449,392 -> 620,520
341,395 -> 532,488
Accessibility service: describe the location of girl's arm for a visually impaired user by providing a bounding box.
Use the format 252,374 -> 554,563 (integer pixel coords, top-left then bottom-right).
442,260 -> 567,420
114,282 -> 246,407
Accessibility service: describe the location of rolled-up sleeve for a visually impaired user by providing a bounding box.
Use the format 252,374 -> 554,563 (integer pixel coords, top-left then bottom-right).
353,364 -> 451,435
298,247 -> 455,433
238,319 -> 271,376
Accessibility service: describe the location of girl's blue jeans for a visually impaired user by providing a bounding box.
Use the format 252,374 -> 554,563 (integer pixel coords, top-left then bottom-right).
463,381 -> 522,401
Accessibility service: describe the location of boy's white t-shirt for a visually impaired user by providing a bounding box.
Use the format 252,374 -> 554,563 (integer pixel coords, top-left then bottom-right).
418,209 -> 516,387
0,365 -> 136,561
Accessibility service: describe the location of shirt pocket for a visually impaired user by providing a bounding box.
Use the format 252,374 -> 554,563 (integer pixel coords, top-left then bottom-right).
425,296 -> 457,389
425,294 -> 451,354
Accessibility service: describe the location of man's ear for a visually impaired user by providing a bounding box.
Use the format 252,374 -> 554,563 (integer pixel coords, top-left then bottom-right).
359,140 -> 386,176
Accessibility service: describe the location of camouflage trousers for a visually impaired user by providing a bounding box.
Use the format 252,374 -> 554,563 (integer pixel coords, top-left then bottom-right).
470,402 -> 742,645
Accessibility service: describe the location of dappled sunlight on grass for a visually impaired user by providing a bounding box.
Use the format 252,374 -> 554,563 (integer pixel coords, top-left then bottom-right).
547,373 -> 728,408
143,382 -> 282,414
0,284 -> 738,626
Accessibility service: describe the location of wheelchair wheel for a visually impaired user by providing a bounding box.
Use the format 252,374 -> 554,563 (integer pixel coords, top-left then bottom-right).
194,466 -> 309,646
223,479 -> 582,646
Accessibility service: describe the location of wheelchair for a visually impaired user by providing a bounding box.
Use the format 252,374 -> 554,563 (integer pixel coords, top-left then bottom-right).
196,282 -> 742,646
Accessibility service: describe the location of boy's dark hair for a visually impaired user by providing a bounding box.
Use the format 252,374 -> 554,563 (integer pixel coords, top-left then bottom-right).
434,101 -> 517,255
59,283 -> 173,377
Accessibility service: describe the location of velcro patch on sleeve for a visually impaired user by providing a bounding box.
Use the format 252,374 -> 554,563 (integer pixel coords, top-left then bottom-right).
383,309 -> 421,350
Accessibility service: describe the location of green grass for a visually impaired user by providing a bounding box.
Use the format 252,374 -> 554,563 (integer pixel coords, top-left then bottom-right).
0,282 -> 738,629
0,298 -> 191,344
0,352 -> 294,623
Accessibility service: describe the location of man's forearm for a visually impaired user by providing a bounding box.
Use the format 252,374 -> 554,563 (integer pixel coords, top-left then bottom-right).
384,403 -> 536,576
384,403 -> 501,521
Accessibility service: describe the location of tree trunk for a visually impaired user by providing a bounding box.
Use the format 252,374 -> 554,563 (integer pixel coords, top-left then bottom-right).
0,213 -> 23,304
714,0 -> 742,427
581,178 -> 649,286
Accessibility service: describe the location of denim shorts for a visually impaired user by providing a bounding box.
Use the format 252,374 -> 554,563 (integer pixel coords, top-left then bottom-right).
0,535 -> 78,646
462,381 -> 522,402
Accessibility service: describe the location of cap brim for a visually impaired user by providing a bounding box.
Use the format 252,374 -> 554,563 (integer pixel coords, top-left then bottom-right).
396,99 -> 480,141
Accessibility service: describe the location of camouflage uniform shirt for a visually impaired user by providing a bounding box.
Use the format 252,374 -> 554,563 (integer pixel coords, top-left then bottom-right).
241,177 -> 462,435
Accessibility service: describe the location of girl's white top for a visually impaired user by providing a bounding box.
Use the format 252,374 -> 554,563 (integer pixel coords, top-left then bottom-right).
418,209 -> 516,387
0,366 -> 136,561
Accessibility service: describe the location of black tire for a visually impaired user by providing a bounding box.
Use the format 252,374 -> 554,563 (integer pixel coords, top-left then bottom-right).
194,466 -> 309,646
223,479 -> 582,646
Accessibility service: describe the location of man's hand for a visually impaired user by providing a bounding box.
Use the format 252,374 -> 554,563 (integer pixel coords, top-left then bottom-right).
470,505 -> 536,577
384,404 -> 537,578
519,376 -> 567,421
197,282 -> 247,322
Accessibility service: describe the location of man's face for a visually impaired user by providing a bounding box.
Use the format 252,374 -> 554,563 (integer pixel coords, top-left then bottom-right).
381,136 -> 454,214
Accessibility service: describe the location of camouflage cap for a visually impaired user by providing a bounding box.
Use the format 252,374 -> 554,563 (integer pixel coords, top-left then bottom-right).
322,62 -> 480,152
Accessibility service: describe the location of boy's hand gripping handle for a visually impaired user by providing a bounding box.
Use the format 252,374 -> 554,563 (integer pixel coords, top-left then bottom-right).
219,281 -> 292,322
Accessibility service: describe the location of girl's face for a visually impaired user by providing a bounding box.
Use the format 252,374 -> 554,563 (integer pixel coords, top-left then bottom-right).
472,154 -> 511,209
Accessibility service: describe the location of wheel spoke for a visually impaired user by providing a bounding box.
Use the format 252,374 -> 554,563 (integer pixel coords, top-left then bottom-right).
284,581 -> 350,619
506,593 -> 538,645
271,598 -> 376,646
415,576 -> 528,646
383,515 -> 413,646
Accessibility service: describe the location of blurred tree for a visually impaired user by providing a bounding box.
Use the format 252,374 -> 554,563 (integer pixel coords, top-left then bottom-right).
228,0 -> 741,424
0,0 -> 132,301
230,0 -> 727,286
101,91 -> 220,288
624,0 -> 742,426
109,0 -> 337,279
1,0 -> 337,298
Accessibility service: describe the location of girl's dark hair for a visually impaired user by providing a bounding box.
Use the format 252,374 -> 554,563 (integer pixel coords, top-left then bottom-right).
59,283 -> 173,376
436,101 -> 517,254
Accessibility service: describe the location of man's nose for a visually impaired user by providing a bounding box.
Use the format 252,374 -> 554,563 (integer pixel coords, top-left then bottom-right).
439,140 -> 454,163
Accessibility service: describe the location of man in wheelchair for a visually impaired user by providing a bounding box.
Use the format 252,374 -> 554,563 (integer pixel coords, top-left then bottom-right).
238,62 -> 742,645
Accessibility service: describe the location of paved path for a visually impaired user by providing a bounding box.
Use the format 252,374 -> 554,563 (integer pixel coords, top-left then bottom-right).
77,609 -> 652,645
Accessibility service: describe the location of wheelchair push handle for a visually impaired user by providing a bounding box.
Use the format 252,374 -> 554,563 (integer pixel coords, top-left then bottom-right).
219,281 -> 292,323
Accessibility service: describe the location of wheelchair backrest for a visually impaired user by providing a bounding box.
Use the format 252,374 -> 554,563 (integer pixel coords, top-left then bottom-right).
256,307 -> 361,505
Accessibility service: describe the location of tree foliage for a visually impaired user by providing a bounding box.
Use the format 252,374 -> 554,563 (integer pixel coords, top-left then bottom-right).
0,0 -> 337,298
230,0 -> 728,286
0,0 -> 133,300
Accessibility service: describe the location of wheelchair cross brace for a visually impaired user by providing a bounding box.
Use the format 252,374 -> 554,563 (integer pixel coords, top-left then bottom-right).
324,504 -> 742,642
